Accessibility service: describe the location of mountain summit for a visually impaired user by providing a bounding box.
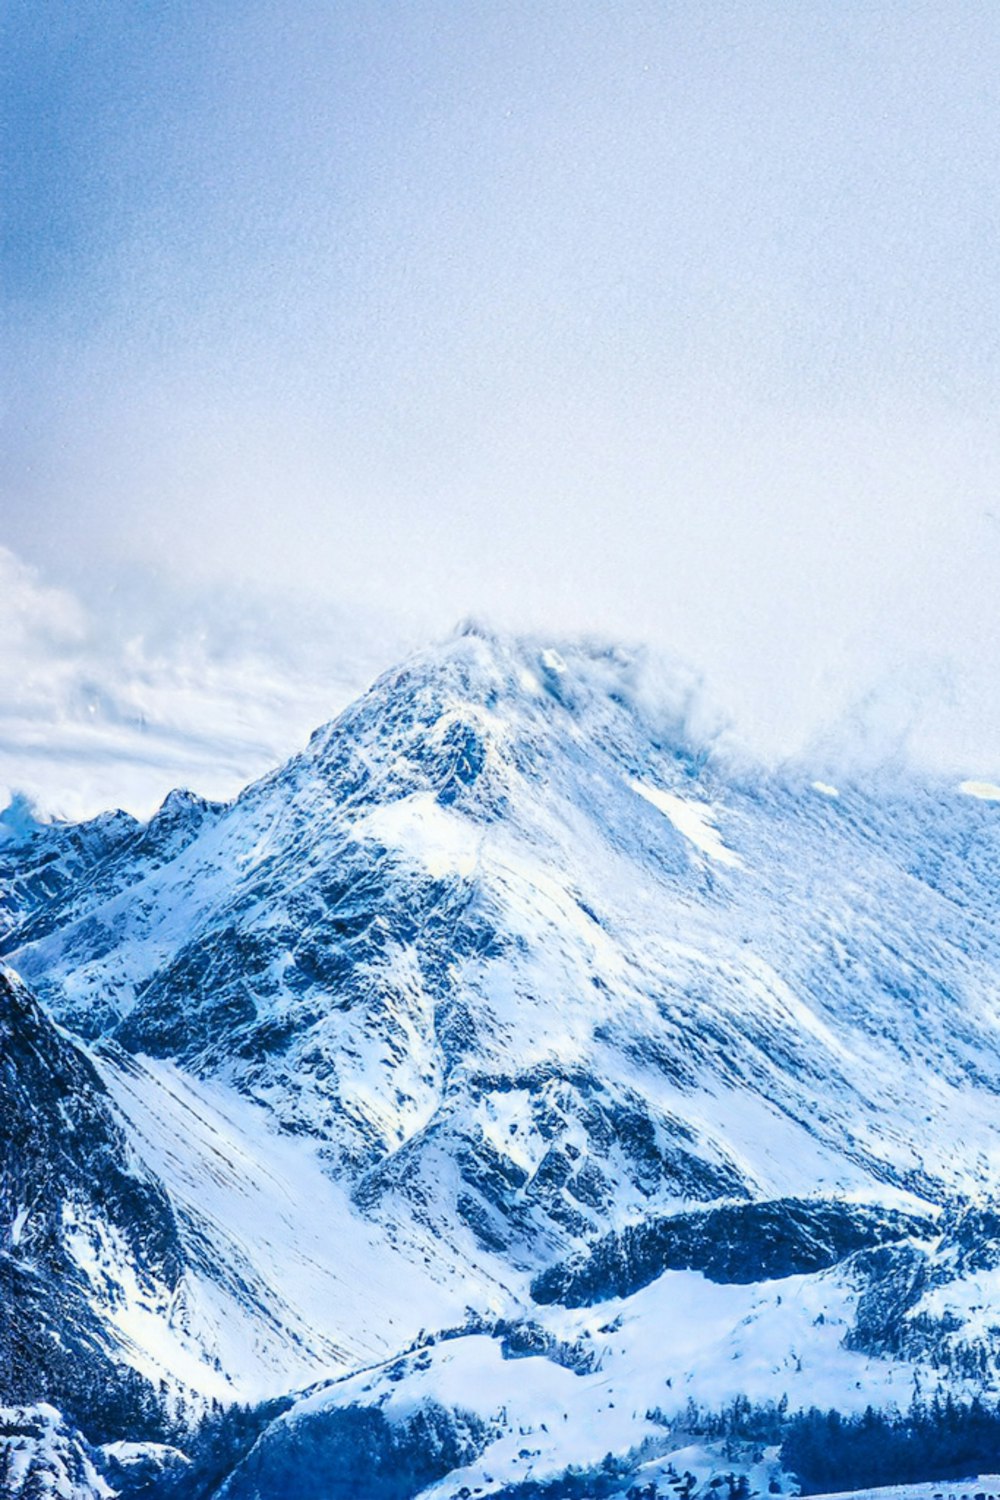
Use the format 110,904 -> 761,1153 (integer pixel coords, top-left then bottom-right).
5,631 -> 1000,1495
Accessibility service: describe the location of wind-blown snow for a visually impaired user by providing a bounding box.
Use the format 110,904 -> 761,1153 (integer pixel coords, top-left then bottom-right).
627,777 -> 743,867
959,780 -> 1000,801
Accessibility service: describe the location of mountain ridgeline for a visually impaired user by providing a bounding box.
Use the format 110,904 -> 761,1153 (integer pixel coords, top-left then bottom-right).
4,628 -> 1000,1497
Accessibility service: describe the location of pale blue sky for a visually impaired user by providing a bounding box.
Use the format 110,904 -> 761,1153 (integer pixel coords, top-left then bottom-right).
3,1 -> 1000,793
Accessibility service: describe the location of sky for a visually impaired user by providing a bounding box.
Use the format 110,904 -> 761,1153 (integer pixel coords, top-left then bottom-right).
3,1 -> 1000,815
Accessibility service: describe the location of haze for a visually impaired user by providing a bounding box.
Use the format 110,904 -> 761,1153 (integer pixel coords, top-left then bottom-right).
3,2 -> 1000,814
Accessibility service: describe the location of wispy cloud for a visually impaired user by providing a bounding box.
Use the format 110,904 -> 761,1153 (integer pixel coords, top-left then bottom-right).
2,544 -> 999,825
0,547 -> 412,819
4,6 -> 1000,797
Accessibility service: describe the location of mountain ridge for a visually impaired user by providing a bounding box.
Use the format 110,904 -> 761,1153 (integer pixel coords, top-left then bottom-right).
5,628 -> 1000,1495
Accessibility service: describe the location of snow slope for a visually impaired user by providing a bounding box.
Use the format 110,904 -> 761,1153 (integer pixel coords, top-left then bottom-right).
90,1045 -> 498,1397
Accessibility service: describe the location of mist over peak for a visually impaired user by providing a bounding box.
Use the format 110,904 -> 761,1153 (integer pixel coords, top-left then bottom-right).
0,546 -> 996,822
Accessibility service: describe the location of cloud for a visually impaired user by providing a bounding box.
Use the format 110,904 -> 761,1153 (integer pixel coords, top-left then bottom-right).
4,6 -> 1000,790
2,541 -> 999,827
0,547 -> 86,651
0,548 -> 412,819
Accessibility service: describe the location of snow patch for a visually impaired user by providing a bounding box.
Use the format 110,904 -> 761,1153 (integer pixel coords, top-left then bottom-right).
9,1203 -> 29,1247
354,792 -> 481,880
0,1404 -> 114,1500
959,780 -> 1000,801
805,1483 -> 1000,1500
627,777 -> 743,868
94,1050 -> 478,1399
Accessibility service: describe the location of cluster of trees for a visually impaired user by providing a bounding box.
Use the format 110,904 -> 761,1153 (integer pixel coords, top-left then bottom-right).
110,1397 -> 292,1500
645,1394 -> 790,1451
643,1391 -> 1000,1497
531,1202 -> 925,1308
14,1360 -> 1000,1500
782,1395 -> 1000,1495
487,1451 -> 635,1499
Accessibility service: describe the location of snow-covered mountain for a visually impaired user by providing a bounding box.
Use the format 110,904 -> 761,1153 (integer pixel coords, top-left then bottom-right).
5,626 -> 1000,1496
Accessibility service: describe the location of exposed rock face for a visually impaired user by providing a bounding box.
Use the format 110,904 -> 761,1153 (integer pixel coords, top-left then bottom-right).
530,1199 -> 937,1306
0,967 -> 184,1439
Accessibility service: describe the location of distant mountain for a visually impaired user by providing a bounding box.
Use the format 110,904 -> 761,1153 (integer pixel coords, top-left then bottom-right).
6,627 -> 1000,1496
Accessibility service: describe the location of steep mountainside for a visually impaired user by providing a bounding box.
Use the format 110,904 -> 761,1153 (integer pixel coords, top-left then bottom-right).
0,1404 -> 114,1500
0,967 -> 183,1438
6,628 -> 1000,1495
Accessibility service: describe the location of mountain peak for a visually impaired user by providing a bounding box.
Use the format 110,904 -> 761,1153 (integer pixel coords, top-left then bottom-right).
8,628 -> 1000,1492
0,792 -> 44,844
302,628 -> 725,796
